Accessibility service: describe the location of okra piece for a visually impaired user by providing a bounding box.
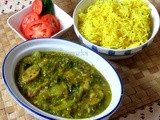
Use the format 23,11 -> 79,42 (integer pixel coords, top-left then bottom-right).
22,64 -> 40,83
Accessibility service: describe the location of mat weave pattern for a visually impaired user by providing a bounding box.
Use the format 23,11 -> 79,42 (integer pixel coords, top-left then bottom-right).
0,0 -> 160,120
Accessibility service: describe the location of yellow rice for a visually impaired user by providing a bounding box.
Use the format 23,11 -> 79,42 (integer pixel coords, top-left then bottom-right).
78,0 -> 152,49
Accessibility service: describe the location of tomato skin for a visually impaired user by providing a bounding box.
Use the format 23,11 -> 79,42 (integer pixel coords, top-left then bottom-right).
20,0 -> 61,39
20,12 -> 40,33
24,20 -> 52,40
41,14 -> 60,35
32,0 -> 43,15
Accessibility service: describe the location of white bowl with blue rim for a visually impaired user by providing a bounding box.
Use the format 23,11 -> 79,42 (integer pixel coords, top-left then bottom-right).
73,0 -> 160,60
2,38 -> 123,120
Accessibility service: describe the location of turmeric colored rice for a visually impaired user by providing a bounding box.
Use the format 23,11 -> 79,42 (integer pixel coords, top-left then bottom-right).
78,0 -> 152,49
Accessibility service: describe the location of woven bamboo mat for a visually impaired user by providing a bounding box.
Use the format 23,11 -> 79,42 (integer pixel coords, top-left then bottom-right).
0,0 -> 160,120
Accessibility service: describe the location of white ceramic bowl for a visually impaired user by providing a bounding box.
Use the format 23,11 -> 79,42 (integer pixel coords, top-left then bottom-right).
7,4 -> 73,41
2,38 -> 123,120
73,0 -> 160,60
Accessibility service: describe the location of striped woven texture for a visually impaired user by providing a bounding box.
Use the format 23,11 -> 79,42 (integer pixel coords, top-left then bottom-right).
0,0 -> 160,120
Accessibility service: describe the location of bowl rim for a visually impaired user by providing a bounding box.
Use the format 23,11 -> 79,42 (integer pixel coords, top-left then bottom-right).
2,38 -> 123,119
73,0 -> 160,54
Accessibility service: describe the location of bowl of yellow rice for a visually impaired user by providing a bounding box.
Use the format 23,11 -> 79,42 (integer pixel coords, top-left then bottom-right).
73,0 -> 160,60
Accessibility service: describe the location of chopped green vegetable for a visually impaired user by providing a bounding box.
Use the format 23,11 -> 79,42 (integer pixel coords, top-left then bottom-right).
41,0 -> 54,15
15,51 -> 112,119
22,64 -> 40,83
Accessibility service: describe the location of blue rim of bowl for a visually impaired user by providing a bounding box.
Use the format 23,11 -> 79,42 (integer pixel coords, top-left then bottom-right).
2,38 -> 123,120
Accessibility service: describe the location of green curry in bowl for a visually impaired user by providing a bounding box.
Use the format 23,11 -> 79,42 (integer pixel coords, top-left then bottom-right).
15,51 -> 112,119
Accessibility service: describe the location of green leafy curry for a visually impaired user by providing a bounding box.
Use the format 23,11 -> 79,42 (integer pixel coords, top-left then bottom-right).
15,51 -> 112,119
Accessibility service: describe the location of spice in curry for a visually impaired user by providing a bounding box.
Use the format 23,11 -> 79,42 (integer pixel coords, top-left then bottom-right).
15,51 -> 112,119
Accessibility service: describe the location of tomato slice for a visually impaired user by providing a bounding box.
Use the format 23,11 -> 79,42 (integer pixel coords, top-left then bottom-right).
41,14 -> 60,35
20,12 -> 40,33
32,0 -> 43,15
24,20 -> 52,40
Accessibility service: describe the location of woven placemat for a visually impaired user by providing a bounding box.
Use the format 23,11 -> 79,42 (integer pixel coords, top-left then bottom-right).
0,0 -> 160,120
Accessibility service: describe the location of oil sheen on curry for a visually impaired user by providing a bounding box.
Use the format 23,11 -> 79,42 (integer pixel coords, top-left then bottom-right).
15,51 -> 112,119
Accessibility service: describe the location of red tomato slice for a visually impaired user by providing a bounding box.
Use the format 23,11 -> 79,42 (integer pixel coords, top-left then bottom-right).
32,0 -> 43,15
24,20 -> 52,40
41,14 -> 60,35
20,12 -> 40,33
